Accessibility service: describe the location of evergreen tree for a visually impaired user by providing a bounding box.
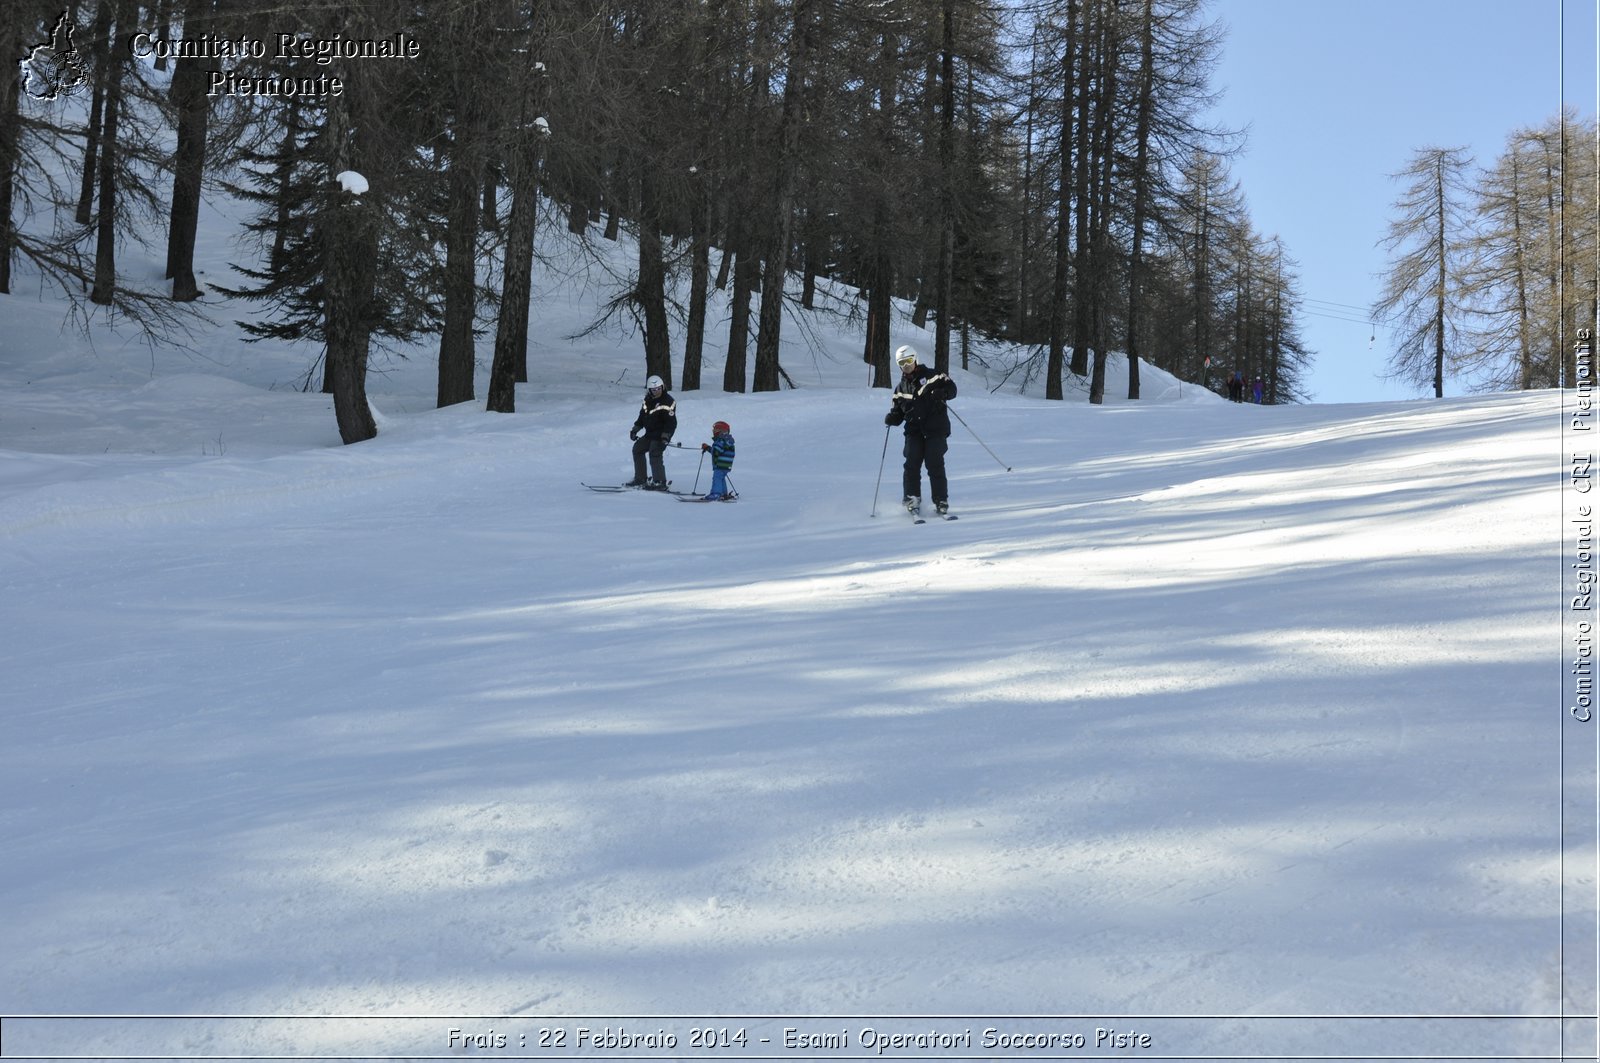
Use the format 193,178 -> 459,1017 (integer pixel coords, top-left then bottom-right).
1373,146 -> 1475,398
1462,127 -> 1551,390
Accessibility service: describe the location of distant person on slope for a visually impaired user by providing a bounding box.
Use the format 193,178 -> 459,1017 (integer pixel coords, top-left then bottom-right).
628,374 -> 677,489
884,344 -> 957,518
699,420 -> 736,501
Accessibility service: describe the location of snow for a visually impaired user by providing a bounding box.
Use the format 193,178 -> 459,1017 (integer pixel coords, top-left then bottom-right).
0,182 -> 1586,1061
336,170 -> 369,195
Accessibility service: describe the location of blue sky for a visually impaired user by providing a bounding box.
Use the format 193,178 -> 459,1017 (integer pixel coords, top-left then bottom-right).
1204,0 -> 1598,403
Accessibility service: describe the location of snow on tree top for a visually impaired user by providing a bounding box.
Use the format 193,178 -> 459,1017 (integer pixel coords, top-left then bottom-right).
335,171 -> 369,195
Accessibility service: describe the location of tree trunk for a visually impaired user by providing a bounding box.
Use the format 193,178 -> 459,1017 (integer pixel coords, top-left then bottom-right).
1238,250 -> 1253,387
1538,137 -> 1564,385
1046,0 -> 1076,399
76,0 -> 113,226
323,57 -> 377,444
1124,0 -> 1155,401
638,173 -> 672,387
911,283 -> 930,329
1508,155 -> 1535,389
481,166 -> 499,232
438,114 -> 484,408
866,252 -> 893,388
801,209 -> 820,309
682,183 -> 710,391
1086,2 -> 1118,406
88,0 -> 128,306
166,0 -> 212,302
151,0 -> 171,69
0,14 -> 22,294
326,204 -> 379,444
487,136 -> 537,412
725,243 -> 755,392
865,25 -> 897,390
1268,246 -> 1282,402
1017,31 -> 1039,343
932,0 -> 955,375
1069,0 -> 1093,380
801,258 -> 818,308
1195,175 -> 1212,387
488,9 -> 548,410
270,100 -> 300,274
753,0 -> 816,393
1433,155 -> 1446,398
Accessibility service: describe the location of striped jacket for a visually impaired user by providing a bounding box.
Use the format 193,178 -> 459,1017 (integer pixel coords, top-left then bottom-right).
888,365 -> 956,437
632,388 -> 677,441
707,432 -> 735,470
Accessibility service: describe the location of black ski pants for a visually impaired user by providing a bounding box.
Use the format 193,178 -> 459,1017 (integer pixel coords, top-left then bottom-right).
902,428 -> 949,505
633,435 -> 669,483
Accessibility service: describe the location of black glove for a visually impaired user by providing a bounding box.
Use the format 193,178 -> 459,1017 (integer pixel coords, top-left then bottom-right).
701,443 -> 710,452
629,427 -> 640,441
885,408 -> 903,427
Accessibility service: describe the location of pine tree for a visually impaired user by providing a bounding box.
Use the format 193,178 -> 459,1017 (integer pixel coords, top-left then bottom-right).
1373,146 -> 1475,398
1462,128 -> 1549,389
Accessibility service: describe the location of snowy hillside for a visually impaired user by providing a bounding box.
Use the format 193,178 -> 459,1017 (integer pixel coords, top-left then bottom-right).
0,191 -> 1580,1061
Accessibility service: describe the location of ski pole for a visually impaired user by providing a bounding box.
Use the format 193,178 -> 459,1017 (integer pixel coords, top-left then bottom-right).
870,424 -> 891,517
949,407 -> 1012,472
692,448 -> 706,493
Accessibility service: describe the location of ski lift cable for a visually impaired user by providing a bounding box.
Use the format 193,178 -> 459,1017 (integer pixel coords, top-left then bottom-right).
1302,300 -> 1395,325
1298,306 -> 1384,322
1302,296 -> 1383,314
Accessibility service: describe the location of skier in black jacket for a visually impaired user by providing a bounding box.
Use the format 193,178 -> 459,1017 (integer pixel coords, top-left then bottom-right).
884,344 -> 957,517
628,375 -> 677,489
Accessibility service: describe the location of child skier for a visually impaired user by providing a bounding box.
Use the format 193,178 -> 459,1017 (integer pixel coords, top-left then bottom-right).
700,421 -> 736,500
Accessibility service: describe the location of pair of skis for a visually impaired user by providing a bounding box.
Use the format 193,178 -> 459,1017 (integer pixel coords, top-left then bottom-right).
903,503 -> 957,525
582,482 -> 738,503
675,494 -> 738,504
583,481 -> 678,494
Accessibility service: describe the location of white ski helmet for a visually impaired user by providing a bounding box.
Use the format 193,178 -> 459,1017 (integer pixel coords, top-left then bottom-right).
894,344 -> 919,368
646,374 -> 665,391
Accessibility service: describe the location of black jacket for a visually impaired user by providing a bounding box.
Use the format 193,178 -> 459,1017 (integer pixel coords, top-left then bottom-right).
632,388 -> 677,441
886,365 -> 956,437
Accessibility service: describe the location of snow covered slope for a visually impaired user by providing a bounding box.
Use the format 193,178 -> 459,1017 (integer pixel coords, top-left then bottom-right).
0,195 -> 1577,1060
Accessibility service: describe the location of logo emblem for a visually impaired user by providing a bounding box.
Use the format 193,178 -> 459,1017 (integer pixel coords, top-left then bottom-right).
20,12 -> 88,102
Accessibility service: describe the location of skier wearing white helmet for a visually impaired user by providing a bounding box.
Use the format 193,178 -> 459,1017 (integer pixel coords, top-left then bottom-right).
884,344 -> 956,517
627,374 -> 677,489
